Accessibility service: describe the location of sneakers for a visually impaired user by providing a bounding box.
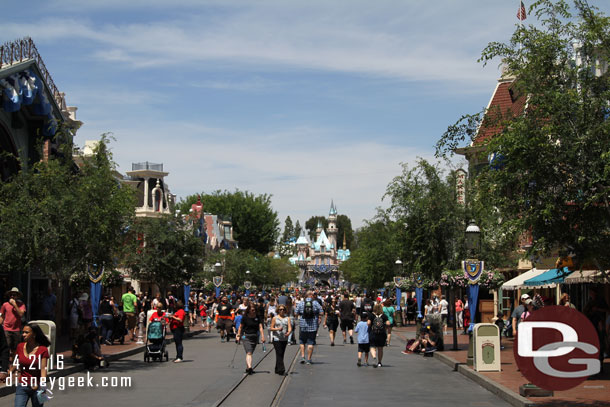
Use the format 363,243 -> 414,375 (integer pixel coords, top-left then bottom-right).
377,363 -> 382,368
174,358 -> 183,363
104,339 -> 112,346
363,362 -> 368,367
300,357 -> 306,364
373,363 -> 378,368
357,360 -> 361,367
245,367 -> 253,375
306,360 -> 312,365
330,342 -> 335,347
350,336 -> 354,344
343,339 -> 347,344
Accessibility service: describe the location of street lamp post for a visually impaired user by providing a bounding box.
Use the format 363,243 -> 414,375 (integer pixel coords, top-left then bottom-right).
464,220 -> 481,366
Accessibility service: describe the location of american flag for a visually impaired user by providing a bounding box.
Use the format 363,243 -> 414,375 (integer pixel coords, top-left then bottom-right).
517,1 -> 527,21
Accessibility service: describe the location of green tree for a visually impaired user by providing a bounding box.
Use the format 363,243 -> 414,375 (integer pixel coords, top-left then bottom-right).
202,249 -> 297,287
305,216 -> 327,241
336,214 -> 354,249
0,133 -> 135,282
436,0 -> 610,277
384,159 -> 466,279
281,216 -> 294,243
294,220 -> 303,238
179,190 -> 280,254
340,218 -> 400,289
123,215 -> 204,295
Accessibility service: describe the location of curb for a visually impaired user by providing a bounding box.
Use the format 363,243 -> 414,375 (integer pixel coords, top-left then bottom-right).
433,351 -> 534,407
0,329 -> 204,398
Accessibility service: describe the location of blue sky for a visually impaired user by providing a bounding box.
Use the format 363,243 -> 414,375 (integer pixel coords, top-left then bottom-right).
5,0 -> 608,228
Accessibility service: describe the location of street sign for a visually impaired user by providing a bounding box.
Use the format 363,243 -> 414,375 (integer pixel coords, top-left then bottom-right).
244,281 -> 252,290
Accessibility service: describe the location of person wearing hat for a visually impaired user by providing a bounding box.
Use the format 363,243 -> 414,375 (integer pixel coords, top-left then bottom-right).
0,287 -> 26,361
511,293 -> 530,337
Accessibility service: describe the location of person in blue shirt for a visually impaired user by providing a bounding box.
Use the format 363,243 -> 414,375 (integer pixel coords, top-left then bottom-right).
354,313 -> 370,366
233,309 -> 243,343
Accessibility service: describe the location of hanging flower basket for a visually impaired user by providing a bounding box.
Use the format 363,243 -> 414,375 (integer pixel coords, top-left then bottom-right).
440,269 -> 504,289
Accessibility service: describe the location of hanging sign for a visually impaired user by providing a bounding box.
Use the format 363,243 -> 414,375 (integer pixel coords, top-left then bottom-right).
213,275 -> 223,287
244,281 -> 252,290
456,168 -> 467,206
393,276 -> 405,286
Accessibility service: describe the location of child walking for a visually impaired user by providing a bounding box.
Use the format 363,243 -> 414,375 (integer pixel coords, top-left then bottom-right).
354,314 -> 370,366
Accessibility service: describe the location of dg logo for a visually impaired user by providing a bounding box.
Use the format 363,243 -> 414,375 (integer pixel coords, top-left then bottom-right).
514,306 -> 600,391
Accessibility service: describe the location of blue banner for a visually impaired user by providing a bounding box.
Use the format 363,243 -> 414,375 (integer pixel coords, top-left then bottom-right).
245,290 -> 250,297
90,281 -> 102,328
184,285 -> 191,312
395,288 -> 402,310
468,284 -> 480,333
415,287 -> 423,319
215,287 -> 221,297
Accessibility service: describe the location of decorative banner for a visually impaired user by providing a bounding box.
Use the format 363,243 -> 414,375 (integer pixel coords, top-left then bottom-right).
395,287 -> 402,311
89,264 -> 102,328
213,275 -> 223,287
393,276 -> 405,286
468,284 -> 480,333
244,281 -> 252,290
463,260 -> 484,284
184,285 -> 191,312
415,287 -> 423,319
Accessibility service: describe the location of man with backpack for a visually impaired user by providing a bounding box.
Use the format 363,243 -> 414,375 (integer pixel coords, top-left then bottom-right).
295,291 -> 323,365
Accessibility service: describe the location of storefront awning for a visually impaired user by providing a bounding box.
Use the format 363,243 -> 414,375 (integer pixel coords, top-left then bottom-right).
522,267 -> 574,288
501,268 -> 548,291
563,269 -> 608,284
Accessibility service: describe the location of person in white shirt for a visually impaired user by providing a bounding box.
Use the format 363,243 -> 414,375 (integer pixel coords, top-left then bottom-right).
439,295 -> 449,335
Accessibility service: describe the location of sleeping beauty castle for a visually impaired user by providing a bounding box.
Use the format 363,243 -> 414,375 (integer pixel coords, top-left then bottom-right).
290,202 -> 350,286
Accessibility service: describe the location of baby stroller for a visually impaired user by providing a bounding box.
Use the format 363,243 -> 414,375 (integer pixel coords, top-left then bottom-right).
111,311 -> 127,344
144,319 -> 169,362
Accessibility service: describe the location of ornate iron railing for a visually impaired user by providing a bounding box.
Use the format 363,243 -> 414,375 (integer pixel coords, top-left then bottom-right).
0,37 -> 62,107
132,162 -> 164,171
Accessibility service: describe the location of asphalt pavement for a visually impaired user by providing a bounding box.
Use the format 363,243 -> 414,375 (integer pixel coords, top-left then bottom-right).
0,328 -> 513,407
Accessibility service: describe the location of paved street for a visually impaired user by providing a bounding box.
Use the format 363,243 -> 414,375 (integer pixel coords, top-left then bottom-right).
0,328 -> 512,406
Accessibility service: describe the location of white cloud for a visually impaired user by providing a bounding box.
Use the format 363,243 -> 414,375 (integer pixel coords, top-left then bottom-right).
74,120 -> 433,227
3,1 -> 515,86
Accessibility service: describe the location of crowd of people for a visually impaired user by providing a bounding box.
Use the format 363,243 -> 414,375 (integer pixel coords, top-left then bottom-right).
0,283 -> 607,406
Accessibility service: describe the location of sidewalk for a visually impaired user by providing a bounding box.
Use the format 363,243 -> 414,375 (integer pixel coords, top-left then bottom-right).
394,325 -> 609,407
0,325 -> 205,398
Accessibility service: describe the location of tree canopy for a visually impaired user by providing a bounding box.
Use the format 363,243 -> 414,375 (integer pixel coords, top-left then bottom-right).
0,133 -> 135,281
179,190 -> 280,254
436,0 -> 610,275
122,215 -> 204,295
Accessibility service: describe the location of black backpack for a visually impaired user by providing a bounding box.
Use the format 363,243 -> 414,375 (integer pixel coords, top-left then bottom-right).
372,314 -> 385,335
303,300 -> 315,319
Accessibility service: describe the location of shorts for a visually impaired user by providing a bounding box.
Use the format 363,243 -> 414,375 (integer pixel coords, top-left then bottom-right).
217,318 -> 233,332
207,316 -> 214,324
441,314 -> 448,327
358,343 -> 370,353
125,312 -> 137,330
242,335 -> 258,354
327,320 -> 339,332
5,331 -> 20,352
299,330 -> 316,346
371,334 -> 386,348
356,307 -> 361,316
340,319 -> 354,331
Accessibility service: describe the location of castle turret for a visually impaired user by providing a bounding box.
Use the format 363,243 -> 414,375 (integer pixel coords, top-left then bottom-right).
327,200 -> 338,251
